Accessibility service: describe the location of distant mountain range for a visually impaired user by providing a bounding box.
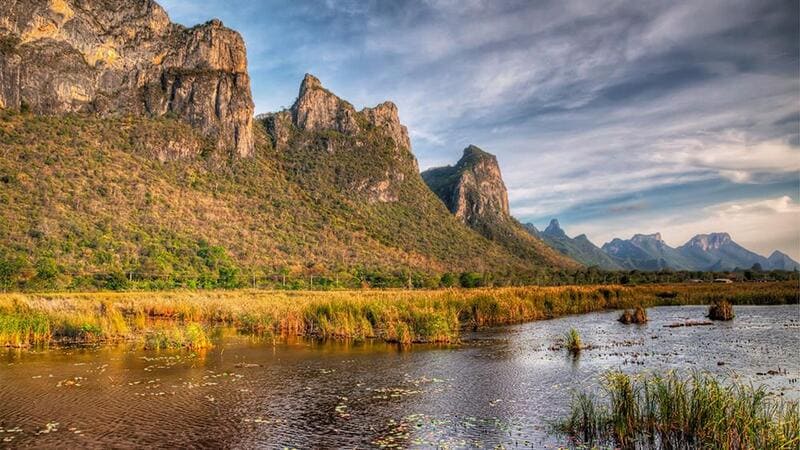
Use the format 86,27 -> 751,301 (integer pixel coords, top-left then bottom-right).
528,220 -> 799,272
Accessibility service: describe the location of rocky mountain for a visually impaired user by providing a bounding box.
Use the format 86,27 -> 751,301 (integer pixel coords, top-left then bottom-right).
676,233 -> 768,271
0,0 -> 254,157
601,233 -> 686,271
588,229 -> 795,271
0,41 -> 576,291
529,220 -> 622,270
422,146 -> 578,268
767,251 -> 800,271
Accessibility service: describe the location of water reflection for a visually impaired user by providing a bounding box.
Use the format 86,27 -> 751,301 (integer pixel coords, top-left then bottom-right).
1,305 -> 798,448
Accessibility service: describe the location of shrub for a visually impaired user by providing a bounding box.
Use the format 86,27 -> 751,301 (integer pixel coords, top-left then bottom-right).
708,300 -> 734,321
618,306 -> 648,324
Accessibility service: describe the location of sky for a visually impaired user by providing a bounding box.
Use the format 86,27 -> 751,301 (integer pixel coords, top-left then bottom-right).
159,0 -> 800,260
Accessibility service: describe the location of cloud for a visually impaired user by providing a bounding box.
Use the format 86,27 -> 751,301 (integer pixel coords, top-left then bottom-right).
154,0 -> 799,260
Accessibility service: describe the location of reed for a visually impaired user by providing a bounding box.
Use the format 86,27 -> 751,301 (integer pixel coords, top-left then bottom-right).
564,328 -> 583,355
618,305 -> 648,324
708,300 -> 735,321
558,371 -> 800,449
0,281 -> 795,347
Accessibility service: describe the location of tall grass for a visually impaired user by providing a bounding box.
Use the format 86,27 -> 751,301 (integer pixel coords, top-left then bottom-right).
708,300 -> 735,321
558,371 -> 800,449
619,305 -> 648,324
0,281 -> 795,347
564,328 -> 583,355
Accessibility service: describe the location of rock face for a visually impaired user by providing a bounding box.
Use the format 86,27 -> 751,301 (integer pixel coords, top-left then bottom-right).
263,74 -> 415,203
290,74 -> 359,135
281,74 -> 412,154
422,146 -> 580,268
422,145 -> 510,227
0,0 -> 254,156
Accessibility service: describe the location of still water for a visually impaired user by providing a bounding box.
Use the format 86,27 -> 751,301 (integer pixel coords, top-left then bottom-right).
1,305 -> 798,448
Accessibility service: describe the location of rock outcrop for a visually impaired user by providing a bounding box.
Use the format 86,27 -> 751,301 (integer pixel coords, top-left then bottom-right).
0,0 -> 254,156
290,74 -> 359,135
422,146 -> 580,268
262,74 -> 415,203
422,145 -> 510,227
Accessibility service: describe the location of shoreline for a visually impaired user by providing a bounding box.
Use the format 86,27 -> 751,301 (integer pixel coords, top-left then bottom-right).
1,282 -> 797,348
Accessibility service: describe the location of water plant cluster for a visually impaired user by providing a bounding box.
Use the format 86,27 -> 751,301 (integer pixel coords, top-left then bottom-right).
618,305 -> 649,324
708,300 -> 735,321
0,282 -> 795,348
558,371 -> 800,449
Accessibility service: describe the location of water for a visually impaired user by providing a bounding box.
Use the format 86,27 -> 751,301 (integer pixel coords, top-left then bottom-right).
1,305 -> 798,448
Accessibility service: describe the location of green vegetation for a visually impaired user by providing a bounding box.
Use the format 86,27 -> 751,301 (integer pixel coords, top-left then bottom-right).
0,110 -> 565,292
708,300 -> 735,321
0,282 -> 795,347
564,328 -> 583,355
618,306 -> 648,324
558,371 -> 800,449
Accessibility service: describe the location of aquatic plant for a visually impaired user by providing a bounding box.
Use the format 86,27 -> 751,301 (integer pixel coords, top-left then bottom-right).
708,300 -> 735,321
564,328 -> 583,355
557,371 -> 800,449
144,323 -> 211,350
618,306 -> 648,324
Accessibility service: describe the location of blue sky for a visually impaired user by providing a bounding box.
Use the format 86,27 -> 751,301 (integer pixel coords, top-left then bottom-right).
159,0 -> 800,259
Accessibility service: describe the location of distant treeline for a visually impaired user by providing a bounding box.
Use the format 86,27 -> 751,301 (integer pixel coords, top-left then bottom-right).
1,247 -> 797,292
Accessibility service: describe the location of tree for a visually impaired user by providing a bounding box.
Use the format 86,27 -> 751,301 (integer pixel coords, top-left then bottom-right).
0,254 -> 24,291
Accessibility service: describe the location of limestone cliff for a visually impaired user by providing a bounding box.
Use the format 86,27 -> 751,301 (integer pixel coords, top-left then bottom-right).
262,74 -> 415,202
0,0 -> 254,156
423,146 -> 580,268
422,145 -> 509,227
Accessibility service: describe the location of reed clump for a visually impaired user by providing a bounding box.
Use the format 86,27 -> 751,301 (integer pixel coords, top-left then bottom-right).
564,328 -> 583,355
558,371 -> 800,449
0,281 -> 794,347
708,300 -> 735,321
618,306 -> 648,324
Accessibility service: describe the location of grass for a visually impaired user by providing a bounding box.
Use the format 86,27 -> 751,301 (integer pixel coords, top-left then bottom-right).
564,328 -> 583,355
558,371 -> 800,449
708,300 -> 735,321
0,282 -> 796,348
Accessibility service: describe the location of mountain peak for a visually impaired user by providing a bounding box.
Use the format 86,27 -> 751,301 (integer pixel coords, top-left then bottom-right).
461,145 -> 495,161
767,250 -> 800,270
543,219 -> 567,238
632,233 -> 663,243
422,145 -> 509,224
685,232 -> 732,251
290,73 -> 359,134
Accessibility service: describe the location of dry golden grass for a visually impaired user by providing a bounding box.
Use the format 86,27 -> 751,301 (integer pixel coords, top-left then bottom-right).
0,282 -> 796,347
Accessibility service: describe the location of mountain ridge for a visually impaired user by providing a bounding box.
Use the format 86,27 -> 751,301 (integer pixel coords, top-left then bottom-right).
531,219 -> 798,271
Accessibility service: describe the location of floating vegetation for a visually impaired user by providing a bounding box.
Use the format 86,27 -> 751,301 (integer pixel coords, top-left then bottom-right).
618,306 -> 648,324
0,281 -> 794,347
709,300 -> 735,321
564,328 -> 583,355
665,320 -> 713,328
557,371 -> 800,449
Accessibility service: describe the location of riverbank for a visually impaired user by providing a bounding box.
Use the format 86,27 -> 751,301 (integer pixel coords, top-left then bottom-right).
1,282 -> 797,347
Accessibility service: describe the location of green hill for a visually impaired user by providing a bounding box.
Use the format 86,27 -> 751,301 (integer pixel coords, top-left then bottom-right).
0,78 -> 568,291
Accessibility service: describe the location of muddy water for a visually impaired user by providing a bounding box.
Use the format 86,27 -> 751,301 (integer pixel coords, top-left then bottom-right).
1,305 -> 798,448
